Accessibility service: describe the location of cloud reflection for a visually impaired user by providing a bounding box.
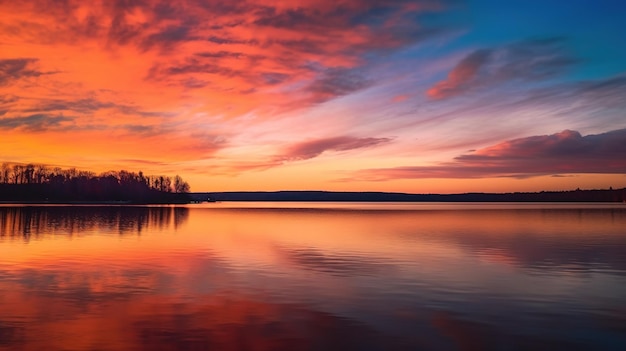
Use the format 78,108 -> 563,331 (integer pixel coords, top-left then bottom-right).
0,291 -> 394,351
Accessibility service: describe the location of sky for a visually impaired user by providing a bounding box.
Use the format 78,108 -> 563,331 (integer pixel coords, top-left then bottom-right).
1,0 -> 625,193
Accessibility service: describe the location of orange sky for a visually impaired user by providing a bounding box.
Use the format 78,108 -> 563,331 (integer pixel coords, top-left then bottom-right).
1,0 -> 625,192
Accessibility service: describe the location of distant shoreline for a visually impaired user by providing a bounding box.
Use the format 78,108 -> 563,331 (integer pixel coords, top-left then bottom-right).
192,188 -> 626,203
2,188 -> 624,204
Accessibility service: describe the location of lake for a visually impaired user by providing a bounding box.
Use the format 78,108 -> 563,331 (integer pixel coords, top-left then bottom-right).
1,203 -> 625,350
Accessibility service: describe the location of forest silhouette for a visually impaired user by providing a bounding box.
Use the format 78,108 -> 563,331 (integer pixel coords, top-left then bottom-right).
0,163 -> 191,204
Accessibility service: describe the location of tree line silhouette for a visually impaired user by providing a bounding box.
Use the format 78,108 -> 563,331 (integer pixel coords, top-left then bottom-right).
0,163 -> 191,203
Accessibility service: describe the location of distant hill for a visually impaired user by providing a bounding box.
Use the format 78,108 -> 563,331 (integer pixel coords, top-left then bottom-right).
191,188 -> 626,202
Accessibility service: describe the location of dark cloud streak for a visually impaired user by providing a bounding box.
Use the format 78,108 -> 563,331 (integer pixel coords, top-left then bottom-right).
0,113 -> 73,131
306,68 -> 371,103
0,58 -> 52,85
278,136 -> 393,162
19,97 -> 168,118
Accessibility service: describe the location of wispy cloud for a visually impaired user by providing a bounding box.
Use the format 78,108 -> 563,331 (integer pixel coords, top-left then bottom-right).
198,135 -> 393,176
503,74 -> 626,121
0,95 -> 19,116
350,129 -> 626,180
23,97 -> 167,118
277,136 -> 393,162
305,67 -> 372,103
0,58 -> 53,85
427,49 -> 491,99
0,113 -> 73,131
428,38 -> 576,99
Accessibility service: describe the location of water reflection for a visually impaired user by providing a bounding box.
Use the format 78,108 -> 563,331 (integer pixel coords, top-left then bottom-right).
0,204 -> 625,350
0,292 -> 399,351
0,206 -> 188,240
281,247 -> 397,277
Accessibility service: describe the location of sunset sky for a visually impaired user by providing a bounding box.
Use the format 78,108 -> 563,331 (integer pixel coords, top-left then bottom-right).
1,0 -> 625,193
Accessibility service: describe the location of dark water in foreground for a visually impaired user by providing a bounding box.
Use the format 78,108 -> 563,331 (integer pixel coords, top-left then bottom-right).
1,203 -> 625,350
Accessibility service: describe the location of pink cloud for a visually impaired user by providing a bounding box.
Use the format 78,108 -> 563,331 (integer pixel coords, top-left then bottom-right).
391,94 -> 409,103
350,129 -> 626,180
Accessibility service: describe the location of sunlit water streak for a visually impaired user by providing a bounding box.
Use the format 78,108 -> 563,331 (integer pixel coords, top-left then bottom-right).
1,203 -> 625,350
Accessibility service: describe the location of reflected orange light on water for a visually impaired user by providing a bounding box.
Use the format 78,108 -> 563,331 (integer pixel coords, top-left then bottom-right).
1,205 -> 626,350
2,205 -> 625,269
1,290 -> 396,351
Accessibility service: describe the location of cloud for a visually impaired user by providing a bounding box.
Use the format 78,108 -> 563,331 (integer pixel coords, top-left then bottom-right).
139,23 -> 199,51
200,161 -> 283,176
277,136 -> 393,162
181,77 -> 209,89
206,36 -> 259,46
122,124 -> 157,134
0,114 -> 73,131
55,2 -> 453,92
22,97 -> 166,118
427,49 -> 491,99
116,158 -> 169,167
0,96 -> 171,138
0,58 -> 49,85
175,132 -> 229,157
24,98 -> 115,113
0,95 -> 19,104
505,74 -> 626,119
428,38 -> 576,99
0,95 -> 19,116
147,57 -> 239,78
306,67 -> 371,103
351,129 -> 626,180
198,135 -> 393,176
399,73 -> 626,140
3,1 -> 454,56
0,0 -> 463,131
194,51 -> 247,59
260,72 -> 290,86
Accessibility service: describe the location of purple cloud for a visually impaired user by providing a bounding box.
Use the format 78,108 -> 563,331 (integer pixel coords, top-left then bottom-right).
198,136 -> 394,176
351,129 -> 626,180
306,67 -> 371,103
278,136 -> 393,162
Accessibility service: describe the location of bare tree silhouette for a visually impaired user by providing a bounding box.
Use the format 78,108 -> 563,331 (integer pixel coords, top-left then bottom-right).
0,163 -> 191,203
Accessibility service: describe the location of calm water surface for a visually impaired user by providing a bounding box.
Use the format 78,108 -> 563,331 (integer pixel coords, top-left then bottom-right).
1,203 -> 625,350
